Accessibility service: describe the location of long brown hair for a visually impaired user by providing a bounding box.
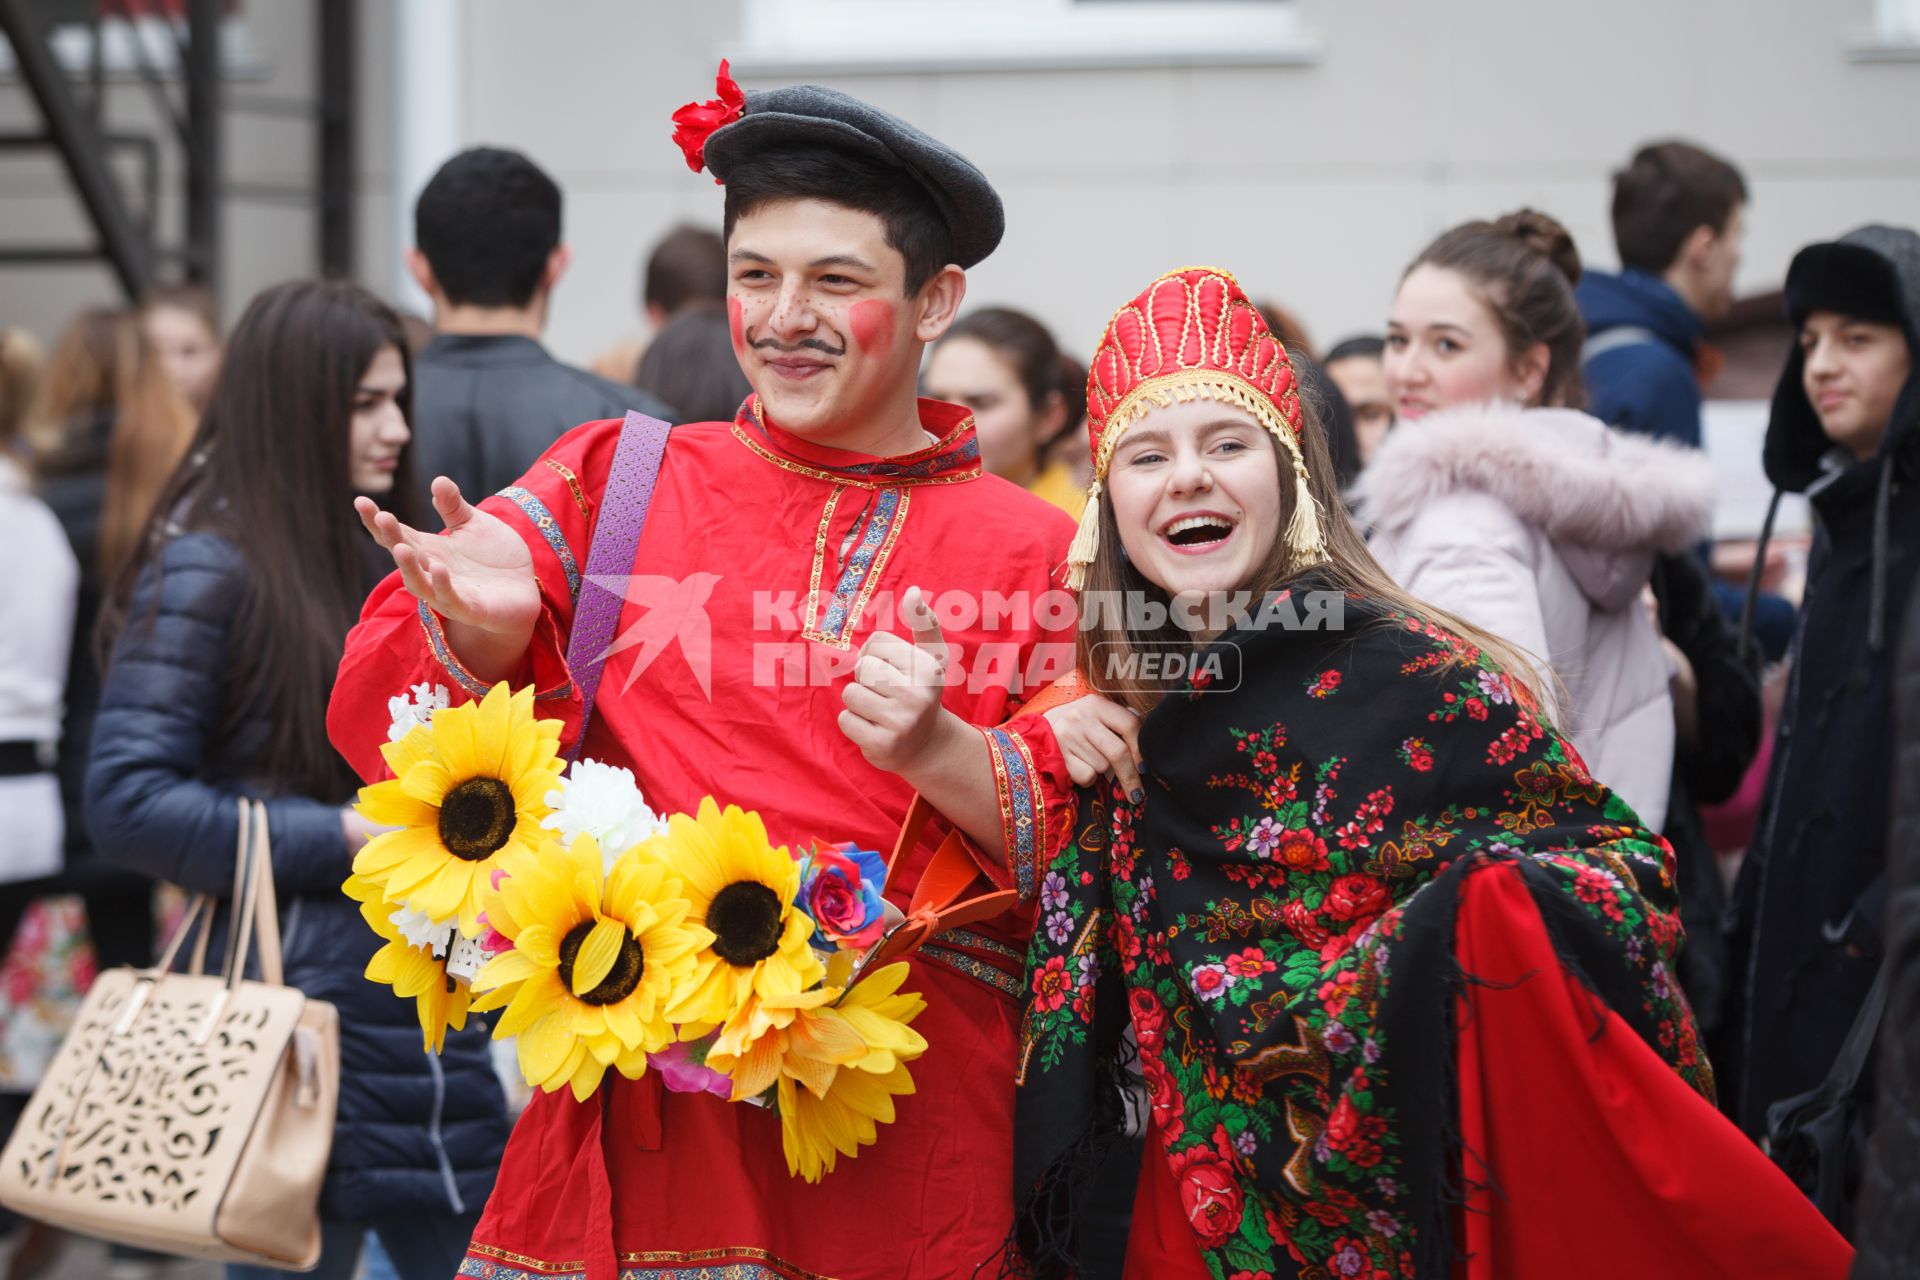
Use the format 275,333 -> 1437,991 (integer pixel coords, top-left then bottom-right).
104,280 -> 419,800
32,309 -> 198,577
1074,391 -> 1549,718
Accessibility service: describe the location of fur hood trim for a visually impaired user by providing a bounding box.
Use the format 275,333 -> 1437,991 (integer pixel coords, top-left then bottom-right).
1353,405 -> 1716,556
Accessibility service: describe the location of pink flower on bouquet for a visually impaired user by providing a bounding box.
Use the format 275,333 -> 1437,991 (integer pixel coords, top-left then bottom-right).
474,912 -> 513,956
649,1038 -> 733,1099
797,842 -> 888,950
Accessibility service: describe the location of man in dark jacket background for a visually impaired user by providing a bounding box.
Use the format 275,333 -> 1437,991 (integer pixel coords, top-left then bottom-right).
1728,224 -> 1920,1234
1577,141 -> 1766,1050
406,147 -> 674,509
1577,140 -> 1746,450
1578,141 -> 1802,658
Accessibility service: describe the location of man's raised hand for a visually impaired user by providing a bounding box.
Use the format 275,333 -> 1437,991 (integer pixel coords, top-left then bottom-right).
838,585 -> 953,774
355,476 -> 541,678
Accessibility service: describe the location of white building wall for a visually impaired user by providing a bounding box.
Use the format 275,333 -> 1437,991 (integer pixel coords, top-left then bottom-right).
3,0 -> 1916,370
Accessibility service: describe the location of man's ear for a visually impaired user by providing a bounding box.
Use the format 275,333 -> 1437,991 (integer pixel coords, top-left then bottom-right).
1678,223 -> 1718,272
913,265 -> 968,343
543,245 -> 573,295
406,248 -> 439,300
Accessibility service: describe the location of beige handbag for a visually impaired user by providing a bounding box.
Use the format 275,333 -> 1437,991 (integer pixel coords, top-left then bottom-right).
0,799 -> 339,1270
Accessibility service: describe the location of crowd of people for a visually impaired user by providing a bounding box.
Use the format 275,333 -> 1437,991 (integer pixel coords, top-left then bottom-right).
0,63 -> 1913,1280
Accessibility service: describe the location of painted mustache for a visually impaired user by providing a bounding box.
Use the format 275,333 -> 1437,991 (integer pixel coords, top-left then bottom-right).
751,335 -> 847,358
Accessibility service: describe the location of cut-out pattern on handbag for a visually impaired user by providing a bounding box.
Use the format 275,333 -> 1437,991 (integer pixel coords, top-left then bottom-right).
0,799 -> 335,1270
9,974 -> 284,1211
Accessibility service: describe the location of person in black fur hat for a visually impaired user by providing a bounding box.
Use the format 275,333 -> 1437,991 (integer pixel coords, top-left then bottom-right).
1727,224 -> 1920,1234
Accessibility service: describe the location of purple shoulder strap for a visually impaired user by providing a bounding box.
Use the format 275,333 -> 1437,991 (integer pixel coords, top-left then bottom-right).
565,411 -> 672,759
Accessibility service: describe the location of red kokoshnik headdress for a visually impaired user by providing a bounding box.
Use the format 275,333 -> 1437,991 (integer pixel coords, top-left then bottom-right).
1066,265 -> 1327,589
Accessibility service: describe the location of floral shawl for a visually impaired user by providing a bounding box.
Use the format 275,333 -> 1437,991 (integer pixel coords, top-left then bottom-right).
1009,577 -> 1710,1279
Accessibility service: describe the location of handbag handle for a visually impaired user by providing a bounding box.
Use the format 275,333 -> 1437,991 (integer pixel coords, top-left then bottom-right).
222,800 -> 285,991
149,800 -> 251,977
146,798 -> 286,989
244,800 -> 285,989
220,799 -> 256,979
151,896 -> 209,976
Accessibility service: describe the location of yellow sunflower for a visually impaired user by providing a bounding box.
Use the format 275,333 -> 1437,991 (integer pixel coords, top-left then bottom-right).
644,798 -> 824,1043
469,833 -> 711,1102
352,683 -> 564,934
707,962 -> 928,1182
344,874 -> 472,1053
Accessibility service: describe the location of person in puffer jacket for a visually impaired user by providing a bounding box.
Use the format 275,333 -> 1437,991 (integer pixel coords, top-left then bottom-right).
1353,210 -> 1716,829
85,280 -> 510,1280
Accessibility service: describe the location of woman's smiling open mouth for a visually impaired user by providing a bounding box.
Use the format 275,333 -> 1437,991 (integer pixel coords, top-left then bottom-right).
1160,511 -> 1239,554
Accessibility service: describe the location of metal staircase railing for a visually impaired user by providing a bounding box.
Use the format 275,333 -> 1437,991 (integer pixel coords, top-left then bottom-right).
0,0 -> 358,300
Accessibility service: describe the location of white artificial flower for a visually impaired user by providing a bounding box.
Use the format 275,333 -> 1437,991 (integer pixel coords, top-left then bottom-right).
389,904 -> 456,958
386,682 -> 451,742
542,758 -> 666,871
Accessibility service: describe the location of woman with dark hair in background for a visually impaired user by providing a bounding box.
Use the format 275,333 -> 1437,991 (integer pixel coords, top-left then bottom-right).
924,305 -> 1088,516
85,280 -> 510,1280
1355,211 -> 1716,828
635,298 -> 752,425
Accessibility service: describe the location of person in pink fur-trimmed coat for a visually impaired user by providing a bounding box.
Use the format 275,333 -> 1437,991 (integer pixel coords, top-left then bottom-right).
1354,210 -> 1716,830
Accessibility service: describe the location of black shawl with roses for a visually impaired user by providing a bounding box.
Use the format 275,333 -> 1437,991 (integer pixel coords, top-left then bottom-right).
1005,576 -> 1711,1279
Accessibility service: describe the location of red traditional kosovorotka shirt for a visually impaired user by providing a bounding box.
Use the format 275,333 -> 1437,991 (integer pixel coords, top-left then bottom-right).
328,397 -> 1082,1280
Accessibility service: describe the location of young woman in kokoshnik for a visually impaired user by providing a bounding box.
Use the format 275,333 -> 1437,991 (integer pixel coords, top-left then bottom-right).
1006,266 -> 1849,1280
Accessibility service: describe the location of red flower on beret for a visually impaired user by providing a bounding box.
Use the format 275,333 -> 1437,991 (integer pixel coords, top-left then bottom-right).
671,59 -> 745,178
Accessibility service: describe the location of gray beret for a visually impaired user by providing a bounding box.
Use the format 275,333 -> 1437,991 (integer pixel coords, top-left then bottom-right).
704,83 -> 1004,270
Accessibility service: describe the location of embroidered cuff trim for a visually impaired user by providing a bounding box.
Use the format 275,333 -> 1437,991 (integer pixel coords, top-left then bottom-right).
416,601 -> 572,704
496,485 -> 581,599
983,726 -> 1042,900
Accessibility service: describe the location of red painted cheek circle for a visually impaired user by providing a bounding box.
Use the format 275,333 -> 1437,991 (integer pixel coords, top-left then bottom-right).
727,297 -> 746,351
848,299 -> 896,358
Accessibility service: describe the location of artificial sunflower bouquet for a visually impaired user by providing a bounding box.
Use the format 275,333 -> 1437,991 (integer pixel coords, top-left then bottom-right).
346,682 -> 927,1182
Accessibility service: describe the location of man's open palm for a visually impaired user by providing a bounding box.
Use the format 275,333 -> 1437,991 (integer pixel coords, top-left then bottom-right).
356,477 -> 541,638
